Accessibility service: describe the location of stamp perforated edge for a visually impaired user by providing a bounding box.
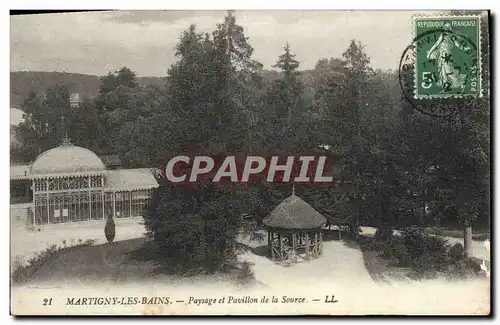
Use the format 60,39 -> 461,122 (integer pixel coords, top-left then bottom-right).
410,12 -> 484,100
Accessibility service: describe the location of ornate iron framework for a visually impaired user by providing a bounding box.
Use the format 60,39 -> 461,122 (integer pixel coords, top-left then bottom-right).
33,175 -> 104,225
32,174 -> 152,225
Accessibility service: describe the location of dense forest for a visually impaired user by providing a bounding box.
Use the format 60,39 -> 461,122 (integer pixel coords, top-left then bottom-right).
11,11 -> 490,267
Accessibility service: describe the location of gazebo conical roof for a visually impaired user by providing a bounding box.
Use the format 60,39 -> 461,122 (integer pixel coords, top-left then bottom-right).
263,194 -> 327,230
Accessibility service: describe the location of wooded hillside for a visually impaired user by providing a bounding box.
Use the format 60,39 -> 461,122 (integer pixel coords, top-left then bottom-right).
10,71 -> 166,107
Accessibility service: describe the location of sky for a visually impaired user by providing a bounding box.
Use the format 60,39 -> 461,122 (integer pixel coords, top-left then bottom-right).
10,10 -> 425,77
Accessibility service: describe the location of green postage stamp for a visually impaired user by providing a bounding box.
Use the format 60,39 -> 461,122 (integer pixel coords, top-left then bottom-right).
413,15 -> 482,98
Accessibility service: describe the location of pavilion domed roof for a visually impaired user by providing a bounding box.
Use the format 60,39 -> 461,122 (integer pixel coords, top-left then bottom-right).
31,138 -> 106,176
263,194 -> 327,230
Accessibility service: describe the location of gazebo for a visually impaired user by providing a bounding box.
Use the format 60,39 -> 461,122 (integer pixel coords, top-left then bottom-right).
262,192 -> 327,262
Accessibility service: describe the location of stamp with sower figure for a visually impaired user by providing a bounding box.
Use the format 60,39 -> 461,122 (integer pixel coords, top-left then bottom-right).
413,15 -> 481,98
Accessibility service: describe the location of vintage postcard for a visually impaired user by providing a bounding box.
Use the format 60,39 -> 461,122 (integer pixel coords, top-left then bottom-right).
10,10 -> 491,316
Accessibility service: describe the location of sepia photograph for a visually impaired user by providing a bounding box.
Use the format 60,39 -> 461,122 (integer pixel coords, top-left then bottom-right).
9,9 -> 491,316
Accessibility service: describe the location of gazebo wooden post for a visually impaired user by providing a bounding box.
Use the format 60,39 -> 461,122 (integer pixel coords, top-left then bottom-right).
314,232 -> 320,255
278,232 -> 282,259
292,232 -> 297,260
268,230 -> 272,259
129,190 -> 132,217
305,232 -> 310,260
319,232 -> 323,255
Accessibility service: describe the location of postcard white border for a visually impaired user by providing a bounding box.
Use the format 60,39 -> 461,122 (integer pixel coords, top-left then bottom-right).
2,1 -> 497,324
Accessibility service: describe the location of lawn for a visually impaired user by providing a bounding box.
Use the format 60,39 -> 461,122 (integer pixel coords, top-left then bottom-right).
13,236 -> 253,290
21,237 -> 154,285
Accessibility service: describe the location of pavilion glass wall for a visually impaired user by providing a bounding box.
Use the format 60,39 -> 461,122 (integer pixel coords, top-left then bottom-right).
114,191 -> 131,218
105,189 -> 152,219
34,179 -> 153,224
131,190 -> 151,216
104,192 -> 114,218
33,175 -> 104,225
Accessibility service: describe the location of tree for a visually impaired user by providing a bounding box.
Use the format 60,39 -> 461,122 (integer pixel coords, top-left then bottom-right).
143,182 -> 247,272
211,11 -> 263,151
270,42 -> 301,135
166,25 -> 218,152
312,40 -> 375,238
144,12 -> 265,272
15,85 -> 71,161
212,10 -> 263,74
94,67 -> 142,155
98,67 -> 138,99
67,99 -> 102,153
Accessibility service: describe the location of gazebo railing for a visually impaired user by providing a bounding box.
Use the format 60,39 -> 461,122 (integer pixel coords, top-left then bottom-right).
268,229 -> 323,263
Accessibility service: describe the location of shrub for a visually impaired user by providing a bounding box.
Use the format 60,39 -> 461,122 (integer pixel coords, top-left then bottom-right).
374,235 -> 405,261
391,241 -> 410,266
449,243 -> 465,261
465,257 -> 483,274
371,228 -> 450,276
11,256 -> 24,274
399,228 -> 449,274
236,261 -> 254,288
357,237 -> 374,251
358,237 -> 392,255
374,227 -> 393,241
105,216 -> 116,243
366,227 -> 484,280
448,257 -> 484,279
399,228 -> 427,256
200,249 -> 226,273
